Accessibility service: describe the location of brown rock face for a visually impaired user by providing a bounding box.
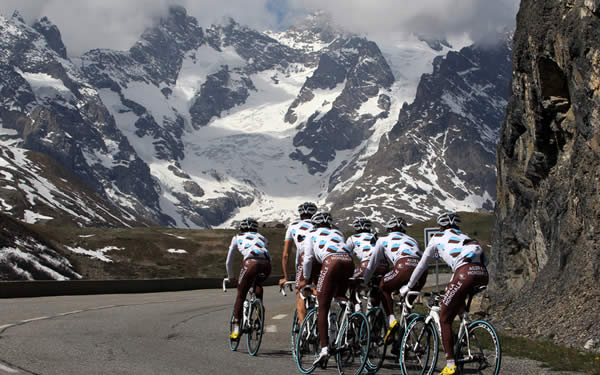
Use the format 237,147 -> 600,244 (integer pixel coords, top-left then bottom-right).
492,0 -> 600,346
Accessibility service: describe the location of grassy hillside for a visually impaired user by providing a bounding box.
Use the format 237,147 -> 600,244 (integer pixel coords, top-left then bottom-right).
22,211 -> 494,280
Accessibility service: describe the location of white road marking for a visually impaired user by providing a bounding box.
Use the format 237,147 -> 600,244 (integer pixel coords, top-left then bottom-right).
0,363 -> 19,373
272,314 -> 288,320
20,316 -> 49,323
57,310 -> 83,316
0,324 -> 15,331
265,325 -> 278,333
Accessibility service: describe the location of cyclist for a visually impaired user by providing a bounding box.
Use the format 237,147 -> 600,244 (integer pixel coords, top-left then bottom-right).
346,217 -> 388,310
363,216 -> 427,343
401,211 -> 489,375
226,217 -> 272,341
279,201 -> 318,323
298,210 -> 354,366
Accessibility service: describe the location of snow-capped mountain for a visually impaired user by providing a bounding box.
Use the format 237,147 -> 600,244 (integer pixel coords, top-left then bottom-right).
0,7 -> 511,228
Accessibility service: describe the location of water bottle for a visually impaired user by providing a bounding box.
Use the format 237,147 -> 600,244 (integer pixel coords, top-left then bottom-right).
328,311 -> 337,346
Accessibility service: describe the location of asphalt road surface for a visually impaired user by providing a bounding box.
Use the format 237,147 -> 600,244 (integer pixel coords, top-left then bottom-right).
0,283 -> 586,375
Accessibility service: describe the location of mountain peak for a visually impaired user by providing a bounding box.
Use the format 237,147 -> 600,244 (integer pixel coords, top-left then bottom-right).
11,10 -> 25,23
33,16 -> 68,58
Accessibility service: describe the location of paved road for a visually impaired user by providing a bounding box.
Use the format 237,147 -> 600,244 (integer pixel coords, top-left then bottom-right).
0,284 -> 586,375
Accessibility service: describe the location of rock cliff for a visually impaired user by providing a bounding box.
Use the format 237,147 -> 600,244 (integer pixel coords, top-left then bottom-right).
492,0 -> 600,347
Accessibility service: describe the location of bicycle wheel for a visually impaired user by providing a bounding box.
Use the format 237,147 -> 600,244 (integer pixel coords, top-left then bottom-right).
455,320 -> 501,375
228,308 -> 241,351
400,316 -> 438,375
336,311 -> 370,375
365,306 -> 387,372
247,299 -> 265,356
295,308 -> 319,374
291,309 -> 299,361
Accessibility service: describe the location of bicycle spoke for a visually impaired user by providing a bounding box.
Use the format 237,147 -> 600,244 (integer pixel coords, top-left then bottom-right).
401,317 -> 438,375
456,321 -> 501,375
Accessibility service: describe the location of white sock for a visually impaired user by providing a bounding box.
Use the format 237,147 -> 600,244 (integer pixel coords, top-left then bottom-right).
233,324 -> 240,333
388,314 -> 396,326
320,346 -> 329,356
447,359 -> 455,368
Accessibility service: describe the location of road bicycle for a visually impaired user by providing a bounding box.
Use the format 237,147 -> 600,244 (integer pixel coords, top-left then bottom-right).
223,278 -> 265,356
352,282 -> 420,373
400,286 -> 501,375
295,284 -> 371,375
279,280 -> 308,363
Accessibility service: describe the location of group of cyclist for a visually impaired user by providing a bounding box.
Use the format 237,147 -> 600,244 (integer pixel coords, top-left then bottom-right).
225,201 -> 489,375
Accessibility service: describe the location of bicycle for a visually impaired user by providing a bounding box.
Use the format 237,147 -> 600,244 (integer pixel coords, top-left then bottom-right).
223,278 -> 265,356
279,280 -> 304,362
295,284 -> 371,375
355,282 -> 421,373
400,286 -> 501,375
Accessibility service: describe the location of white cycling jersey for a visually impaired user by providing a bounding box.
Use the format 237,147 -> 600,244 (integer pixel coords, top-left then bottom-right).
302,227 -> 351,279
346,233 -> 387,267
285,219 -> 314,267
364,231 -> 421,283
226,232 -> 270,278
407,228 -> 485,289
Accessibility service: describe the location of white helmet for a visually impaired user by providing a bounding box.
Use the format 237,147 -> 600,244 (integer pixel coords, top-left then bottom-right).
311,210 -> 332,226
239,217 -> 259,232
384,216 -> 407,232
437,211 -> 461,227
298,201 -> 318,216
352,217 -> 372,232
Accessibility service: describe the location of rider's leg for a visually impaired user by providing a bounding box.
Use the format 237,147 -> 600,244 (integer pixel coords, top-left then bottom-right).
232,260 -> 255,336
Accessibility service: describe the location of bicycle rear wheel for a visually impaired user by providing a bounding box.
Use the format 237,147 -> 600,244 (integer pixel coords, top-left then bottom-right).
295,308 -> 319,374
336,311 -> 370,375
400,316 -> 438,375
247,299 -> 265,356
455,320 -> 501,375
228,308 -> 241,351
291,309 -> 299,361
365,306 -> 387,372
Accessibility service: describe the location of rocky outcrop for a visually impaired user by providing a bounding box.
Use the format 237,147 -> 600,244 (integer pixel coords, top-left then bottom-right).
492,0 -> 600,347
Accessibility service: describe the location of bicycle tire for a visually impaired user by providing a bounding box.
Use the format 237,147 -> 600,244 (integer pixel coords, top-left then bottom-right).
228,308 -> 241,351
365,306 -> 387,372
336,311 -> 370,375
247,299 -> 265,356
455,320 -> 501,375
291,309 -> 299,362
295,308 -> 319,374
400,316 -> 438,375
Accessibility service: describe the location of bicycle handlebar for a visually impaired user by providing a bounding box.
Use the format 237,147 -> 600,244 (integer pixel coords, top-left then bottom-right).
299,284 -> 316,300
279,281 -> 295,296
404,291 -> 421,310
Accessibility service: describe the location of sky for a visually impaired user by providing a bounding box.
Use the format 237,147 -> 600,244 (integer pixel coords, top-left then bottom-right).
0,0 -> 520,56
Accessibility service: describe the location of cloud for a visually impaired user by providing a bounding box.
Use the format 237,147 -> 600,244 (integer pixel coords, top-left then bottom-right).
0,0 -> 519,56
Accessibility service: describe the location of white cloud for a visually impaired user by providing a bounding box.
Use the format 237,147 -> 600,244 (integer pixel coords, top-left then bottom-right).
0,0 -> 519,56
